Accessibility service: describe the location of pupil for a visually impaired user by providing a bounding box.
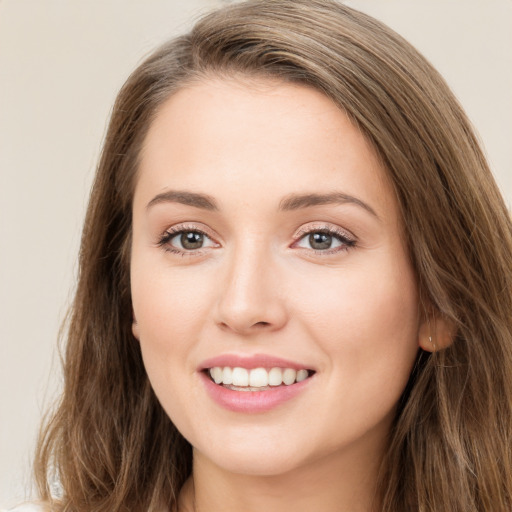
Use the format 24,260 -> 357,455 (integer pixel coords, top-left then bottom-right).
309,232 -> 332,250
181,232 -> 204,250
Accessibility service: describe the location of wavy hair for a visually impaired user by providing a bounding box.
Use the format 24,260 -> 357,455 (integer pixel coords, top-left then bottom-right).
35,1 -> 512,510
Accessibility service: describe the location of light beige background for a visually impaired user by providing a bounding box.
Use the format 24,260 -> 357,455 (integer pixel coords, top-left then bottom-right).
1,0 -> 510,507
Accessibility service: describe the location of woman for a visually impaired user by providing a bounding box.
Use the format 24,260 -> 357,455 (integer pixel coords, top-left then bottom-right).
22,0 -> 512,510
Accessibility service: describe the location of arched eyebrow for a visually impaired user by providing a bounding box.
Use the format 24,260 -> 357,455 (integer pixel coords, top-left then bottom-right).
146,189 -> 378,219
146,190 -> 219,211
279,192 -> 379,219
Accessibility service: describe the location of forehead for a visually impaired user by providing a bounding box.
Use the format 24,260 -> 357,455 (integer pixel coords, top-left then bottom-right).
136,77 -> 396,220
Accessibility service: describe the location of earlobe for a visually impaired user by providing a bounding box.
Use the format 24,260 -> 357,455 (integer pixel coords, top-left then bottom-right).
418,315 -> 456,352
132,311 -> 140,341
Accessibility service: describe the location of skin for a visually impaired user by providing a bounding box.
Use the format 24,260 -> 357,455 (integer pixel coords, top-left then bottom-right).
130,77 -> 435,512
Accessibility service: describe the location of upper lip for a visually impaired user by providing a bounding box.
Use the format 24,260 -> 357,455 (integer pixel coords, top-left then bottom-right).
199,354 -> 314,371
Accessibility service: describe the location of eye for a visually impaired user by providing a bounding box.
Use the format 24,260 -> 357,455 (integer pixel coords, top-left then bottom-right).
158,228 -> 218,253
294,227 -> 356,253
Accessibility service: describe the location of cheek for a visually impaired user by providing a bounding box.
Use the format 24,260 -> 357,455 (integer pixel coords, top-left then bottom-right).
132,249 -> 213,331
294,254 -> 418,339
130,256 -> 217,378
292,252 -> 420,394
285,258 -> 419,445
130,262 -> 211,432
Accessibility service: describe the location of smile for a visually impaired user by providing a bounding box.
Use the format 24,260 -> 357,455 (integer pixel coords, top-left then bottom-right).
208,366 -> 312,390
199,356 -> 316,413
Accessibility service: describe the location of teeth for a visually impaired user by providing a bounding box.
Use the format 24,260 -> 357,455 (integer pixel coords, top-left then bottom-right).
268,367 -> 283,386
249,368 -> 268,387
208,366 -> 311,388
211,366 -> 223,384
296,369 -> 308,382
231,367 -> 249,386
282,368 -> 296,385
222,366 -> 233,385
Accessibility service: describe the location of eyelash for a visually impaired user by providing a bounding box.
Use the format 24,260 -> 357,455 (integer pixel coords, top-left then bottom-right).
157,225 -> 215,256
293,225 -> 356,255
157,224 -> 356,256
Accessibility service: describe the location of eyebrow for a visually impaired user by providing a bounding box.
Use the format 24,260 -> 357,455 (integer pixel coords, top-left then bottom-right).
146,189 -> 378,218
146,190 -> 219,211
279,192 -> 379,218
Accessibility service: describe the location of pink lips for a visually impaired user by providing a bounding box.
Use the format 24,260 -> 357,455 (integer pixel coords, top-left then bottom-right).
198,354 -> 315,413
199,354 -> 312,371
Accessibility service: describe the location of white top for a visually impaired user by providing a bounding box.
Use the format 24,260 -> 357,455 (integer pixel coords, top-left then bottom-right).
2,505 -> 43,512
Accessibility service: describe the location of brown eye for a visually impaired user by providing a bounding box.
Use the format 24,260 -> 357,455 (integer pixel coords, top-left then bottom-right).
294,227 -> 355,253
161,228 -> 217,253
309,233 -> 333,250
180,231 -> 204,250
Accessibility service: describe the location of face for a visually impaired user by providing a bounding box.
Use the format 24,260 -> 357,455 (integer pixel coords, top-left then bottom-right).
131,77 -> 424,477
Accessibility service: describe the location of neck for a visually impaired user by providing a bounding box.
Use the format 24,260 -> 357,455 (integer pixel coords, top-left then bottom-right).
178,443 -> 383,512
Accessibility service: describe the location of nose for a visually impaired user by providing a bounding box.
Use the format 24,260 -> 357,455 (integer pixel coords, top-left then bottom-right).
214,244 -> 289,336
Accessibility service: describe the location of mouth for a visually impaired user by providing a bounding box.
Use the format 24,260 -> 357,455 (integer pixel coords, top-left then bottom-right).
199,354 -> 317,412
205,366 -> 316,391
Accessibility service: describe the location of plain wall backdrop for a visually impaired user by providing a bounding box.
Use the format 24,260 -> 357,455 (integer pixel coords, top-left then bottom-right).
1,0 -> 511,507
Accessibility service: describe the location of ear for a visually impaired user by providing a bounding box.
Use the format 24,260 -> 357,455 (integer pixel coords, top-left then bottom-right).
418,315 -> 456,352
132,310 -> 140,341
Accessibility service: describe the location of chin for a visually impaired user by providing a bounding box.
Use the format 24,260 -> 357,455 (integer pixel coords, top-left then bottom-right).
206,448 -> 307,477
192,429 -> 315,477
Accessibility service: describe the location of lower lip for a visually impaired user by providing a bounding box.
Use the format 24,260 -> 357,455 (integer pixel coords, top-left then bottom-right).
200,372 -> 314,413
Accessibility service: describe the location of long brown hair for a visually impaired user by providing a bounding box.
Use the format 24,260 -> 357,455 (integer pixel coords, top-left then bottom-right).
35,1 -> 512,510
